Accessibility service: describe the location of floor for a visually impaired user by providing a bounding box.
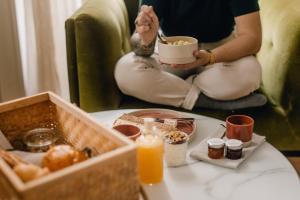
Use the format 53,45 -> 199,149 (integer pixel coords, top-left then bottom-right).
287,157 -> 300,177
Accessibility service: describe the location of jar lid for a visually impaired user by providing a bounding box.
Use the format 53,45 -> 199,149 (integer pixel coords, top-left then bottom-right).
207,138 -> 225,149
226,139 -> 243,150
143,118 -> 155,131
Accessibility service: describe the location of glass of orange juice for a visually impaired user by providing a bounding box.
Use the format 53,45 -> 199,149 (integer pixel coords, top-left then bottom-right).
136,132 -> 164,184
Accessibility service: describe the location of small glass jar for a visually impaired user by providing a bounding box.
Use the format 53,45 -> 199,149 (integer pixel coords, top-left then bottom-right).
225,139 -> 243,160
207,138 -> 225,159
23,128 -> 58,152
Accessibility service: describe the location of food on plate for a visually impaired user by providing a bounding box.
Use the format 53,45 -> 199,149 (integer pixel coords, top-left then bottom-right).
118,114 -> 178,132
168,40 -> 192,46
119,114 -> 144,124
115,113 -> 195,142
42,145 -> 88,172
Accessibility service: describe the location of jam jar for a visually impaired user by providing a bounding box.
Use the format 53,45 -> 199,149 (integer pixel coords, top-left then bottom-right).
225,139 -> 243,160
207,138 -> 225,159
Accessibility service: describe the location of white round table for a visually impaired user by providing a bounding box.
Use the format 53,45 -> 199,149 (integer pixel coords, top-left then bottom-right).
90,109 -> 300,200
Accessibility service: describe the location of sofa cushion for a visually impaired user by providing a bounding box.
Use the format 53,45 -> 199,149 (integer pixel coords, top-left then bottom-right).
257,0 -> 300,112
66,0 -> 132,111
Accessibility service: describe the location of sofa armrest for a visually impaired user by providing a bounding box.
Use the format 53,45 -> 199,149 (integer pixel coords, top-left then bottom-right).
258,0 -> 300,114
65,0 -> 132,112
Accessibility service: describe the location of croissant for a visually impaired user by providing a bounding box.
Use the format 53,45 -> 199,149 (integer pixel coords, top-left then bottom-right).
0,149 -> 49,182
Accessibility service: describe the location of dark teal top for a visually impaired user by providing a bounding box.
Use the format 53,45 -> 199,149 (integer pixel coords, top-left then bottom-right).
140,0 -> 259,42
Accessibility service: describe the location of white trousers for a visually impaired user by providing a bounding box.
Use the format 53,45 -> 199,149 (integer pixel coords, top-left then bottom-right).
114,35 -> 262,110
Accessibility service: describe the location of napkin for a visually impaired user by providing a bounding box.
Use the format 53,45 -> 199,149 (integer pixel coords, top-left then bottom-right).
0,129 -> 13,150
0,129 -> 45,166
190,125 -> 266,169
12,151 -> 45,166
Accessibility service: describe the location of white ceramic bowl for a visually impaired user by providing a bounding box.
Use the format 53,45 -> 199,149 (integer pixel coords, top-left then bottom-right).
158,36 -> 198,64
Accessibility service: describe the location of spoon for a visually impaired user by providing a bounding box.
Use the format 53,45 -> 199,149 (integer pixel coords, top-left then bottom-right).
158,33 -> 168,44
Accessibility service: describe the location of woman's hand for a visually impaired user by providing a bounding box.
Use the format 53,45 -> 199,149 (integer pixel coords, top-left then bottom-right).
171,50 -> 211,70
135,5 -> 159,45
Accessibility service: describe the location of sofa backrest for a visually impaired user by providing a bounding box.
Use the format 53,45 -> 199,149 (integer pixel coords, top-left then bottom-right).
65,0 -> 133,111
258,0 -> 300,115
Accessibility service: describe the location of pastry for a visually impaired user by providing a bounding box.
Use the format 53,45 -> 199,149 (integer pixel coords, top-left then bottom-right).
0,149 -> 49,182
42,145 -> 88,172
14,163 -> 49,182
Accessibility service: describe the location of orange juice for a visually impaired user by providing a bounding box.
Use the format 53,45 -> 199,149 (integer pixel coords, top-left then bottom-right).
136,134 -> 163,184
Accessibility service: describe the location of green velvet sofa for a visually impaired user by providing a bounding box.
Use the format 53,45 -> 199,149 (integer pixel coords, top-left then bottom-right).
65,0 -> 300,155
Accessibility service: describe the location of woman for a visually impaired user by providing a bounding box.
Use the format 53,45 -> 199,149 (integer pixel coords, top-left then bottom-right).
115,0 -> 266,110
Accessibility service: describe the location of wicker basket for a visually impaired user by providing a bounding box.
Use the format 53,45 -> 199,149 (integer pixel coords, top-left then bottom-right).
0,92 -> 139,200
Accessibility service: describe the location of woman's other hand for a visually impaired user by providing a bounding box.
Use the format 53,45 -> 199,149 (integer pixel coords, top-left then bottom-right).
135,5 -> 159,45
170,50 -> 211,70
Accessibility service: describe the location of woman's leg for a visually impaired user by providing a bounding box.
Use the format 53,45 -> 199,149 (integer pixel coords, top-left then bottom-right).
193,55 -> 262,100
114,52 -> 200,110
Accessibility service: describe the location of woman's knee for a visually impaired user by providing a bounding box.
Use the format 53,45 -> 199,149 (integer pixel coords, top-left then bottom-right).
114,52 -> 155,95
194,56 -> 262,100
115,53 -> 138,93
223,56 -> 262,98
232,56 -> 262,90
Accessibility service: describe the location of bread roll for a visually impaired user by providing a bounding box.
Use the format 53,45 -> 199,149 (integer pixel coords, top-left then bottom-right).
42,145 -> 87,172
14,163 -> 49,182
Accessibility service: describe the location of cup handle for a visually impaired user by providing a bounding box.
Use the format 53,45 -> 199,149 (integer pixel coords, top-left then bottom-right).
211,124 -> 226,139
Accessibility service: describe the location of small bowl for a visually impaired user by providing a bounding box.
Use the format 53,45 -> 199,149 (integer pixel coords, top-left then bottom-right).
113,124 -> 141,140
158,36 -> 198,64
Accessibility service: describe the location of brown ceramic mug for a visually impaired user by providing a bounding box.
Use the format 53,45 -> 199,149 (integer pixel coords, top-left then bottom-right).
226,115 -> 254,144
113,124 -> 141,141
